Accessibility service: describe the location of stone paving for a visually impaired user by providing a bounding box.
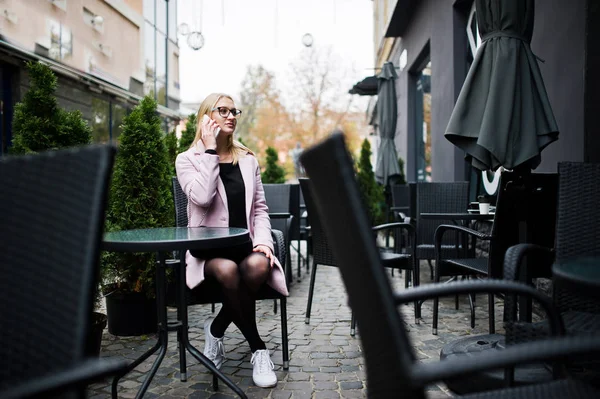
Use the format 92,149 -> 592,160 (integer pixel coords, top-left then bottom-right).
89,248 -> 505,399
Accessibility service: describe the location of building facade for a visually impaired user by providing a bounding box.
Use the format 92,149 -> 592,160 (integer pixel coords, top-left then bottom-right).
0,0 -> 181,154
368,0 -> 598,196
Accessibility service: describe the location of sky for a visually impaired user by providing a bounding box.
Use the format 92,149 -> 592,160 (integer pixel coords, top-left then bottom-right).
176,0 -> 375,111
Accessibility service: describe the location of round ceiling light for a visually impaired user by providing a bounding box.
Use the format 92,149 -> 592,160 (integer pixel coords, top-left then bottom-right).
187,31 -> 205,51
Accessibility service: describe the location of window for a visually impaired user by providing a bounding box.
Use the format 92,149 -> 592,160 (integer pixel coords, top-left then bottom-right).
143,0 -> 155,25
111,103 -> 127,143
144,22 -> 156,96
467,3 -> 481,59
156,0 -> 167,34
144,0 -> 176,108
414,61 -> 432,182
92,97 -> 110,143
48,19 -> 72,60
168,0 -> 177,41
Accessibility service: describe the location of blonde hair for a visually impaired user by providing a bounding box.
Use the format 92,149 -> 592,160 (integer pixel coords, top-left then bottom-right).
190,92 -> 253,165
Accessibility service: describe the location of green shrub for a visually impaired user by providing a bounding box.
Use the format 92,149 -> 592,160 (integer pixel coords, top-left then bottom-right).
102,96 -> 174,297
262,146 -> 286,183
397,157 -> 407,184
178,113 -> 196,153
356,139 -> 385,225
164,129 -> 178,176
11,61 -> 91,154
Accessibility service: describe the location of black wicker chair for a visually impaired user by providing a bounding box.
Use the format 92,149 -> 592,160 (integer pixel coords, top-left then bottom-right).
390,183 -> 415,221
299,177 -> 417,335
289,183 -> 310,279
502,162 -> 600,386
263,183 -> 294,283
415,181 -> 470,281
170,177 -> 290,370
299,131 -> 600,399
0,145 -> 125,399
432,172 -> 558,335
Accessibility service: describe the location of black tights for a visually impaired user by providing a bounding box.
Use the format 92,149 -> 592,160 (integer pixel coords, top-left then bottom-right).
204,252 -> 271,352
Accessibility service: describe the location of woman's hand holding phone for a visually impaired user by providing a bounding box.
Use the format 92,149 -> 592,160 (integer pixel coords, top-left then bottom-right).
201,114 -> 220,150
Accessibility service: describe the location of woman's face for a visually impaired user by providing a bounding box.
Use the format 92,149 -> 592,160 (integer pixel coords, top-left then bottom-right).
209,97 -> 239,136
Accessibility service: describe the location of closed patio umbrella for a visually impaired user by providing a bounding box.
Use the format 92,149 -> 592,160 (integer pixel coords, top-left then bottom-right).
445,0 -> 558,171
375,62 -> 401,186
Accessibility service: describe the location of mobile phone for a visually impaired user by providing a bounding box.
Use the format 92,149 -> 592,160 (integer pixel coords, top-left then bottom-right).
203,114 -> 220,138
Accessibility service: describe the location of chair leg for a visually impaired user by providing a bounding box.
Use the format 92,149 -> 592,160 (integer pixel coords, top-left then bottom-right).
280,297 -> 289,369
404,270 -> 409,289
427,259 -> 434,280
468,293 -> 476,328
432,266 -> 440,335
414,261 -> 421,323
296,238 -> 302,280
350,311 -> 356,336
305,262 -> 318,324
273,299 -> 278,314
212,373 -> 218,391
211,303 -> 215,313
488,293 -> 495,334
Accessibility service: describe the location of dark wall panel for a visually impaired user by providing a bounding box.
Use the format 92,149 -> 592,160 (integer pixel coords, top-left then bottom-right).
531,0 -> 586,171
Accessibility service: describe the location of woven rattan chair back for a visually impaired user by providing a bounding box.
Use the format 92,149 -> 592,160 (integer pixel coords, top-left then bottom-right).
487,172 -> 558,279
555,163 -> 600,262
0,145 -> 115,392
299,178 -> 336,267
172,176 -> 189,227
300,133 -> 421,398
390,184 -> 412,220
554,162 -> 600,313
415,182 -> 469,262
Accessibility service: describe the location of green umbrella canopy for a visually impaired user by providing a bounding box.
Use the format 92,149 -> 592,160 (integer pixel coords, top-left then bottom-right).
445,0 -> 558,171
375,62 -> 402,186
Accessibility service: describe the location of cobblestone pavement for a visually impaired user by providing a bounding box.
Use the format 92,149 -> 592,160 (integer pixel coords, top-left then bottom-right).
89,248 -> 505,399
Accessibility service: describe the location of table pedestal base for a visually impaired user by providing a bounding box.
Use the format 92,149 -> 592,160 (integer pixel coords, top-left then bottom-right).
110,253 -> 247,399
440,334 -> 552,394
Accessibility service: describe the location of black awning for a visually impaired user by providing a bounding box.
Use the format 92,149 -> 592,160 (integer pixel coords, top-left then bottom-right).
385,0 -> 418,38
349,75 -> 378,96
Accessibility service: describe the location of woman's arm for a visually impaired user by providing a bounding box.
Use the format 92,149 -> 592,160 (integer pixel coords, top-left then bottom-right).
251,157 -> 274,251
175,150 -> 220,207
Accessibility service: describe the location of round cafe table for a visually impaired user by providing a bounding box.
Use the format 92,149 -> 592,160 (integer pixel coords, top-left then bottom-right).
103,227 -> 250,399
552,257 -> 600,300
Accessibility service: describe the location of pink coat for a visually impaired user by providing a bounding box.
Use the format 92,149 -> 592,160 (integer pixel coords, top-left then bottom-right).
175,143 -> 289,296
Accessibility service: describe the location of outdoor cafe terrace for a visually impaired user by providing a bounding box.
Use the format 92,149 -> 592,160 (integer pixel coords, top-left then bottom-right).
88,251 -> 506,399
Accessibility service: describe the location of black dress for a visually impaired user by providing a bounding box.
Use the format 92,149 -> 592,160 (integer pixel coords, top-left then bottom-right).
190,162 -> 253,263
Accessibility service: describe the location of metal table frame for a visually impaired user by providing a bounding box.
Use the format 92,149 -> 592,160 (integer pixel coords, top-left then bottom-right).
103,227 -> 250,399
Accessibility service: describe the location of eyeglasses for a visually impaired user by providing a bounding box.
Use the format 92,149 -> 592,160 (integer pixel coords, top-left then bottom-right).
211,107 -> 242,118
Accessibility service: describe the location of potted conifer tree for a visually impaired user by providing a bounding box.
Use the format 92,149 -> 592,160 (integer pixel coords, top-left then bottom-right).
10,61 -> 105,355
262,146 -> 286,184
178,113 -> 197,153
356,139 -> 385,225
101,95 -> 174,336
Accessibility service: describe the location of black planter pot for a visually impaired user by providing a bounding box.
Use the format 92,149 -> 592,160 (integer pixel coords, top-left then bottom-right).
105,291 -> 158,336
86,312 -> 107,357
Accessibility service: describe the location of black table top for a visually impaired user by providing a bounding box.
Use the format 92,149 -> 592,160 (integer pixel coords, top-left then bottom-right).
269,212 -> 292,219
420,212 -> 495,221
553,257 -> 600,297
103,227 -> 250,252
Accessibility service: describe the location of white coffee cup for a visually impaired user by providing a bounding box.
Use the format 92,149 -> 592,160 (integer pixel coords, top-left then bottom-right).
479,203 -> 490,214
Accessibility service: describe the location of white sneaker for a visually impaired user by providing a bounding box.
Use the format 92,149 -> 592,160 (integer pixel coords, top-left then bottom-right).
251,349 -> 277,388
203,319 -> 225,369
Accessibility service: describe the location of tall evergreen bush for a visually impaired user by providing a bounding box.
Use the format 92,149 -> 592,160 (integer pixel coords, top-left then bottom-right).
102,96 -> 174,297
178,113 -> 196,152
397,157 -> 407,184
164,129 -> 178,176
262,146 -> 286,183
11,61 -> 91,154
356,139 -> 385,225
